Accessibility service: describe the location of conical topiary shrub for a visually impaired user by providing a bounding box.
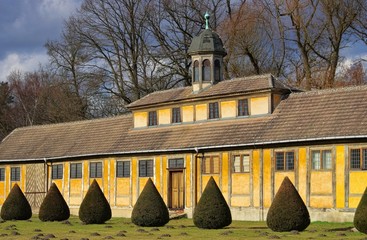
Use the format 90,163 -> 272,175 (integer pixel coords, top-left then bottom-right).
1,183 -> 32,220
354,187 -> 367,233
78,179 -> 111,224
39,183 -> 70,221
131,178 -> 169,227
193,176 -> 232,229
266,176 -> 310,232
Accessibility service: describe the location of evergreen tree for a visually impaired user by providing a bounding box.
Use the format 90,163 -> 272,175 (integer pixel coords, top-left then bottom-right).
0,183 -> 32,220
39,183 -> 70,221
193,176 -> 232,229
78,179 -> 111,224
131,178 -> 169,227
354,187 -> 367,234
266,177 -> 310,232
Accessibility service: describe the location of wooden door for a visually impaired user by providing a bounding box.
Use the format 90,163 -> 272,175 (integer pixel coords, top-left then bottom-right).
170,171 -> 184,209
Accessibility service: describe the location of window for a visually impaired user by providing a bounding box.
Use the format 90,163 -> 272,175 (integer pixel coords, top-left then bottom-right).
0,168 -> 4,181
275,151 -> 294,171
193,60 -> 199,82
148,111 -> 157,126
70,163 -> 82,179
232,154 -> 250,173
169,158 -> 184,168
172,107 -> 181,123
238,99 -> 249,116
202,156 -> 220,174
202,59 -> 211,81
350,148 -> 367,170
52,164 -> 63,179
209,102 -> 219,119
116,161 -> 130,177
11,167 -> 20,181
214,59 -> 221,83
90,162 -> 102,178
139,160 -> 153,177
311,150 -> 332,170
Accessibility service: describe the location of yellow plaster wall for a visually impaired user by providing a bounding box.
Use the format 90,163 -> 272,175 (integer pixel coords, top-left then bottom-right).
131,157 -> 138,205
335,146 -> 345,208
134,111 -> 148,128
220,101 -> 236,118
250,96 -> 269,115
263,149 -> 272,207
221,153 -> 229,202
195,104 -> 207,121
274,172 -> 295,194
185,154 -> 191,208
158,109 -> 170,125
83,161 -> 89,195
252,150 -> 260,207
349,171 -> 367,208
162,156 -> 168,203
310,172 -> 332,194
155,157 -> 161,192
298,148 -> 307,202
310,196 -> 333,208
63,163 -> 69,200
69,179 -> 82,205
109,159 -> 115,205
182,106 -> 194,122
232,174 -> 250,195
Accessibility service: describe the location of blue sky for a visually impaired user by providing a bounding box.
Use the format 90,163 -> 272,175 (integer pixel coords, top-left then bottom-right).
0,0 -> 365,82
0,0 -> 82,82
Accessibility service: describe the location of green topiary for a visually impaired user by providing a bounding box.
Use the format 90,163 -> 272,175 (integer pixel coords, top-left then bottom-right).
78,179 -> 111,224
354,187 -> 367,233
39,183 -> 70,221
193,176 -> 232,229
1,183 -> 32,220
266,176 -> 310,232
131,178 -> 169,227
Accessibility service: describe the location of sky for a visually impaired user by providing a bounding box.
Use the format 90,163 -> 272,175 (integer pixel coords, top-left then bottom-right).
0,0 -> 82,82
0,0 -> 365,83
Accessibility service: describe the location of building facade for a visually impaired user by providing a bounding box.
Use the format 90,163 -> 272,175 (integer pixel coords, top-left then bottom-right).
0,21 -> 366,222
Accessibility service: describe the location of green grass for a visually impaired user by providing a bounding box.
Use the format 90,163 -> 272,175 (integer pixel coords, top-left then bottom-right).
0,216 -> 366,240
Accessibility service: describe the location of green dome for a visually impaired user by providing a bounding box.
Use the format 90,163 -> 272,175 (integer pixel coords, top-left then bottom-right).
188,29 -> 226,56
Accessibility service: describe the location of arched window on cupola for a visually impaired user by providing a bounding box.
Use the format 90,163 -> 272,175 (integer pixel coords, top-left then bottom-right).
214,59 -> 221,83
202,59 -> 211,82
193,60 -> 199,82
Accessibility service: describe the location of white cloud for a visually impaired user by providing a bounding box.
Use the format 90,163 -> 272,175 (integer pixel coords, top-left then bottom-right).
0,52 -> 48,82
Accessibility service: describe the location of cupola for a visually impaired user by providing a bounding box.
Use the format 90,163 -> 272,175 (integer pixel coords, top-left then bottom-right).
188,12 -> 227,93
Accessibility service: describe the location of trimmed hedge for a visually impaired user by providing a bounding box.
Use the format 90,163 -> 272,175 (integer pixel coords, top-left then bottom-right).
354,187 -> 367,234
131,178 -> 169,227
79,179 -> 111,224
266,176 -> 310,232
193,176 -> 232,229
39,183 -> 70,221
1,183 -> 32,220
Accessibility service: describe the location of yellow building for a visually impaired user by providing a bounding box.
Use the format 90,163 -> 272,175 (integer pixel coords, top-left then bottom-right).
0,19 -> 366,222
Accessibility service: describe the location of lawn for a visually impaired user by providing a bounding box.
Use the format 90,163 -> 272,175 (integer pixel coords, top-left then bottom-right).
0,216 -> 365,240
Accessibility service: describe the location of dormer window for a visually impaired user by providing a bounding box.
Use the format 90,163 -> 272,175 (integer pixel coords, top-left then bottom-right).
148,111 -> 157,126
172,107 -> 181,123
193,61 -> 199,82
202,59 -> 211,81
238,99 -> 249,116
209,102 -> 219,119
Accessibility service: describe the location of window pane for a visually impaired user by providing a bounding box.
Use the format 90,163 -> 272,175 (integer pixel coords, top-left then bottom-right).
214,59 -> 220,83
275,152 -> 284,170
323,150 -> 332,170
242,155 -> 250,172
238,99 -> 249,116
202,59 -> 211,81
0,168 -> 4,181
212,157 -> 220,174
71,163 -> 82,179
363,149 -> 367,169
147,160 -> 153,177
350,149 -> 361,169
209,102 -> 219,119
123,162 -> 130,177
11,167 -> 20,181
148,111 -> 157,126
169,158 -> 184,168
172,108 -> 181,123
139,160 -> 147,177
312,151 -> 321,170
286,152 -> 294,170
116,162 -> 123,177
233,156 -> 241,173
193,61 -> 199,82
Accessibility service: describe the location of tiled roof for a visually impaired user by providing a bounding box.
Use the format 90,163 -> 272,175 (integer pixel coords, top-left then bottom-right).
0,85 -> 366,162
127,74 -> 294,109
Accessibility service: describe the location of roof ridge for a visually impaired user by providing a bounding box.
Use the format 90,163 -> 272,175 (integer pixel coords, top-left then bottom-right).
13,113 -> 133,130
290,85 -> 367,97
223,73 -> 273,83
